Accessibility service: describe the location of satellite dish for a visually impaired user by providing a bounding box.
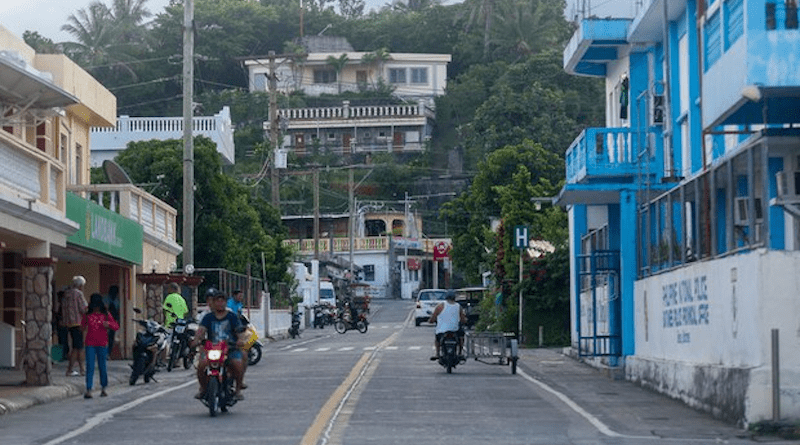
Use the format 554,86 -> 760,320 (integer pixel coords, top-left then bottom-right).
103,160 -> 133,184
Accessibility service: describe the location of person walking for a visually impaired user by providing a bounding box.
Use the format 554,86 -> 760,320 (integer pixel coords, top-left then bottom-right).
81,293 -> 119,398
62,276 -> 88,376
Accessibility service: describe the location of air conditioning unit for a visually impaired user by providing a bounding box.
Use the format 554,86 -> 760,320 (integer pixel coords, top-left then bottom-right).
734,197 -> 763,226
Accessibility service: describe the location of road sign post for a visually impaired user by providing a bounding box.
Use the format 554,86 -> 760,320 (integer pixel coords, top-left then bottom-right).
513,226 -> 528,342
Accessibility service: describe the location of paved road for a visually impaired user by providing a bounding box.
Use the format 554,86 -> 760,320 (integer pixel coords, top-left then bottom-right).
0,300 -> 790,445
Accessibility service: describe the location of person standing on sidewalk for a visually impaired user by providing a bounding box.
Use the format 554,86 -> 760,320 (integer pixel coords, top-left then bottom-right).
103,285 -> 120,357
81,293 -> 119,398
62,276 -> 88,376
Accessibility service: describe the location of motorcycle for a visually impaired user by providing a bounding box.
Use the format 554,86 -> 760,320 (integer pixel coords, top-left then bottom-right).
334,310 -> 369,334
288,310 -> 302,339
166,315 -> 198,372
437,331 -> 462,374
238,314 -> 263,366
200,340 -> 239,417
312,304 -> 335,329
129,308 -> 168,385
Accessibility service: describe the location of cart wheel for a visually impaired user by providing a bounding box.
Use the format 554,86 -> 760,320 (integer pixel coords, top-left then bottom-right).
511,357 -> 517,375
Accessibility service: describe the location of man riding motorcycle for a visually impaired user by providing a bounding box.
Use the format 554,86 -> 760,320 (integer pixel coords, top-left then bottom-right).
428,290 -> 467,361
192,288 -> 246,400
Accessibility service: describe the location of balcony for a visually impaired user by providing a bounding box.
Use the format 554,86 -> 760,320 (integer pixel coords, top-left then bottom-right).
558,127 -> 663,206
565,127 -> 660,184
283,236 -> 449,256
90,107 -> 234,166
67,183 -> 181,255
279,101 -> 433,127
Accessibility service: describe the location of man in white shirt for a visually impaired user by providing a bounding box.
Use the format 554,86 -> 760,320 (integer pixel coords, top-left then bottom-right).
428,291 -> 467,360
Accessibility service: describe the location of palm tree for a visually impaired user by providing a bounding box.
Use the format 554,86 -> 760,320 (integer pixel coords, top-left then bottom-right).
60,0 -> 152,80
491,0 -> 569,61
326,53 -> 349,94
461,0 -> 497,61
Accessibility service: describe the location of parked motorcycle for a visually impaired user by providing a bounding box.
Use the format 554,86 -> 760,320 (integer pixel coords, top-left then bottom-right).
199,340 -> 239,417
166,315 -> 198,372
238,314 -> 263,366
288,310 -> 302,339
437,331 -> 462,374
334,311 -> 369,334
129,308 -> 168,385
312,304 -> 335,329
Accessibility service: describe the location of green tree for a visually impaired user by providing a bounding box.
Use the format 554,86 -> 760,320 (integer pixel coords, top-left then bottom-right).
112,137 -> 293,294
326,53 -> 350,94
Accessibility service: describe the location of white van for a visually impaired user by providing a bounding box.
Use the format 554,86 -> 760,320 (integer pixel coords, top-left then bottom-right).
319,281 -> 336,307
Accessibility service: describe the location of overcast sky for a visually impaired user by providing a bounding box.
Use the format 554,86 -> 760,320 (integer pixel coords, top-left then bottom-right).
1,0 -> 636,44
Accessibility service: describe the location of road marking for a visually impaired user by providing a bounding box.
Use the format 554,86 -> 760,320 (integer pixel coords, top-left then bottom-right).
315,347 -> 331,352
338,347 -> 354,351
384,346 -> 398,350
518,369 -> 654,440
301,333 -> 399,445
408,346 -> 421,350
42,379 -> 195,445
293,348 -> 308,352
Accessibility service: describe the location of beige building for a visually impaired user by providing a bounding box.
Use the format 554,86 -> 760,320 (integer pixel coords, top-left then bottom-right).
0,25 -> 182,385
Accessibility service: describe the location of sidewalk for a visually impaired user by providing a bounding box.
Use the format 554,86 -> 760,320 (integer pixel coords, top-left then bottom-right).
0,358 -> 133,415
515,347 -> 799,442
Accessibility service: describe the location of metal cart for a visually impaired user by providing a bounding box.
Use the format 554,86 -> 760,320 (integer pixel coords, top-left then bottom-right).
464,331 -> 519,374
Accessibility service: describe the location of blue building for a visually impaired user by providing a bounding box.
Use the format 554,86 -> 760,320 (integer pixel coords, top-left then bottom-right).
559,0 -> 800,426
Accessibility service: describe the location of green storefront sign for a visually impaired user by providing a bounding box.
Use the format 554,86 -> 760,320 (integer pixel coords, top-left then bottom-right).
66,192 -> 143,265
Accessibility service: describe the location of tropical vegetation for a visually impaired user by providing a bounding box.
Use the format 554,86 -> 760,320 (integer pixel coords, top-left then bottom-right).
24,0 -> 604,344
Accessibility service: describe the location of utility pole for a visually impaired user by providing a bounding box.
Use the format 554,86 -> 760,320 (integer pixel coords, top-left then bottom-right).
313,167 -> 319,260
268,51 -> 280,208
182,0 -> 194,273
349,167 -> 355,281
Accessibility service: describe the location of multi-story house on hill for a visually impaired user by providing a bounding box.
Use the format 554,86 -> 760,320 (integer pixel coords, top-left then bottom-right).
243,36 -> 450,157
559,0 -> 800,426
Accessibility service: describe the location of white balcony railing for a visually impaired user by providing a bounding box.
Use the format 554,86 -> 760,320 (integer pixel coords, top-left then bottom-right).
91,107 -> 234,166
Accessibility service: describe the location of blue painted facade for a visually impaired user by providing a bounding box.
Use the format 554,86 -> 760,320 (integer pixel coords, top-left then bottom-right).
559,0 -> 800,424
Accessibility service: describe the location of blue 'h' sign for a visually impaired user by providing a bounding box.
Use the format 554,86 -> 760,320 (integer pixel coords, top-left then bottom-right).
514,225 -> 528,249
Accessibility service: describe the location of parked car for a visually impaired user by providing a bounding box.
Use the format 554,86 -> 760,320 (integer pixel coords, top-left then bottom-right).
454,287 -> 486,328
414,289 -> 449,326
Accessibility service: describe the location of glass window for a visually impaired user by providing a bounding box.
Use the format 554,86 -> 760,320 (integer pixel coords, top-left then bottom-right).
410,68 -> 428,84
724,0 -> 744,48
314,69 -> 336,84
363,265 -> 375,281
704,10 -> 721,71
389,68 -> 406,84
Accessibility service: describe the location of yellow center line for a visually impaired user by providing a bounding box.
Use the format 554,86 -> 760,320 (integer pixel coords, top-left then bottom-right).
300,332 -> 399,445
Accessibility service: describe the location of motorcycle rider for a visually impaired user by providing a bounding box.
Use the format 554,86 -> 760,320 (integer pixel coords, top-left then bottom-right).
192,288 -> 246,400
163,282 -> 189,328
227,289 -> 248,389
428,290 -> 467,361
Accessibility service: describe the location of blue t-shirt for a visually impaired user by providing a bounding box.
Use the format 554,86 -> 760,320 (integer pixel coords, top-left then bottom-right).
200,311 -> 241,347
227,297 -> 244,315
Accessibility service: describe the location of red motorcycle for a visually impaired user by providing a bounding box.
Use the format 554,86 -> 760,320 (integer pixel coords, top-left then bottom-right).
200,341 -> 239,417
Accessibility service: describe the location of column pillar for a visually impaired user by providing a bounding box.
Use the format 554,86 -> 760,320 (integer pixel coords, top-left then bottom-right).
22,258 -> 55,386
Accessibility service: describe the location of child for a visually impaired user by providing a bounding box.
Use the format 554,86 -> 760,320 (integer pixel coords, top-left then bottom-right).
81,293 -> 119,398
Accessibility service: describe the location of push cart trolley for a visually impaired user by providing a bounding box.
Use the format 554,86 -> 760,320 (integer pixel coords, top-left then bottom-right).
464,331 -> 519,374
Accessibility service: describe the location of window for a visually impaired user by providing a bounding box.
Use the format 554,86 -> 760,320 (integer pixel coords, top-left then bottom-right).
314,69 -> 336,84
254,73 -> 267,91
356,70 -> 367,84
410,68 -> 428,84
724,0 -> 744,48
327,132 -> 336,141
704,10 -> 721,70
389,68 -> 406,84
363,265 -> 375,281
75,143 -> 83,184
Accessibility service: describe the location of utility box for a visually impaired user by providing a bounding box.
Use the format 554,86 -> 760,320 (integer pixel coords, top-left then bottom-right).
0,322 -> 15,367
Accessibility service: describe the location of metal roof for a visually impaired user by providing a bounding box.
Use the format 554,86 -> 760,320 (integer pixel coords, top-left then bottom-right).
0,51 -> 78,109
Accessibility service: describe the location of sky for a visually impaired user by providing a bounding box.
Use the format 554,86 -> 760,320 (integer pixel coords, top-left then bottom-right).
1,0 -> 635,45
